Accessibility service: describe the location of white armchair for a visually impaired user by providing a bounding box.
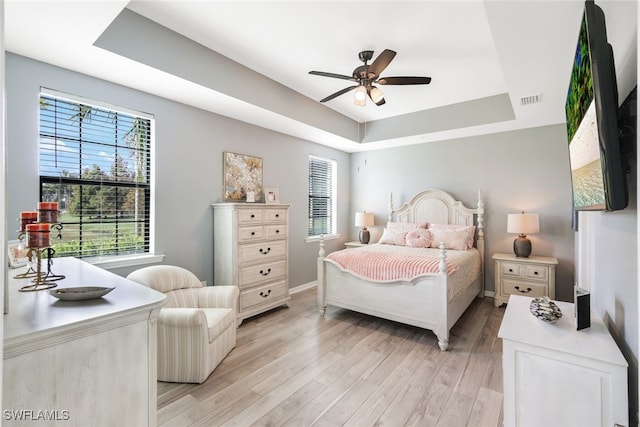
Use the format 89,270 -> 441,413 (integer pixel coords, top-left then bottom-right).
127,265 -> 239,384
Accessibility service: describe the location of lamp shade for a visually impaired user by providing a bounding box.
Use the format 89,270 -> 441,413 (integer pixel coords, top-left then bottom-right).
354,211 -> 374,227
507,213 -> 540,235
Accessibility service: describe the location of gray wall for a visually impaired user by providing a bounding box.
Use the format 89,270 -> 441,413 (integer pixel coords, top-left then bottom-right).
5,53 -> 350,288
350,125 -> 576,300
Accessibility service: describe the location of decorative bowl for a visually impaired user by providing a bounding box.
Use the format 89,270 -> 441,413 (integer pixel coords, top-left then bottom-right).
529,297 -> 562,323
49,286 -> 115,301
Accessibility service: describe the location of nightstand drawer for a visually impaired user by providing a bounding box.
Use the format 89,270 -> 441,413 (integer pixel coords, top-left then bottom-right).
524,265 -> 549,281
502,279 -> 547,298
501,262 -> 523,277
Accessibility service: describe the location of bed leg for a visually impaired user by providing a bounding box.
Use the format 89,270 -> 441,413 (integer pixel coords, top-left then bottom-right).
437,337 -> 449,351
319,306 -> 326,317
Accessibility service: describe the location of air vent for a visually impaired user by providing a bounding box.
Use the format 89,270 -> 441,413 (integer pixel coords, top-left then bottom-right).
520,94 -> 542,106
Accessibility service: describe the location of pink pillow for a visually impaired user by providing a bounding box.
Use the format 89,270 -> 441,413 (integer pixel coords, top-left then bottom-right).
379,229 -> 408,246
428,224 -> 476,249
405,229 -> 432,248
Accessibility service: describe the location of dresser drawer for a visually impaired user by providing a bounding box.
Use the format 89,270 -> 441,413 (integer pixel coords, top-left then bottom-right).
238,260 -> 287,287
524,265 -> 549,281
239,240 -> 286,263
238,209 -> 264,224
265,209 -> 286,223
265,224 -> 286,239
238,226 -> 264,242
501,262 -> 523,277
239,280 -> 287,311
502,279 -> 547,298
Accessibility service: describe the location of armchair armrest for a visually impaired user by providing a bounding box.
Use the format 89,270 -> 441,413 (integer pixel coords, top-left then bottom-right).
158,308 -> 207,327
198,286 -> 239,310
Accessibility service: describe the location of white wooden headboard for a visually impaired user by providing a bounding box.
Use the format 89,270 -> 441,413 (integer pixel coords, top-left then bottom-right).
388,189 -> 485,256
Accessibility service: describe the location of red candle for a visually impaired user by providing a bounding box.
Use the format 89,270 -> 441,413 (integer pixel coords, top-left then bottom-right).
19,211 -> 38,231
26,223 -> 51,248
37,201 -> 59,224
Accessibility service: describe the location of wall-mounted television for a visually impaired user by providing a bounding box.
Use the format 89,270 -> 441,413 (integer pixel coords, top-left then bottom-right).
565,0 -> 628,211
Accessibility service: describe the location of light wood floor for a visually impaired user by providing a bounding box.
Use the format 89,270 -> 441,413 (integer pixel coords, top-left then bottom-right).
158,288 -> 505,427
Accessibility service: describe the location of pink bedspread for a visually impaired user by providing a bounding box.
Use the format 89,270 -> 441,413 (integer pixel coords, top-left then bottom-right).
326,248 -> 459,281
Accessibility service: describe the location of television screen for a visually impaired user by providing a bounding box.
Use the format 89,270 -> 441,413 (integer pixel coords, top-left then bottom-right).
565,0 -> 627,211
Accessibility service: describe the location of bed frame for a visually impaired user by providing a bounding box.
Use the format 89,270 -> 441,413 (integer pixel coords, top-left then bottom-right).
317,189 -> 485,351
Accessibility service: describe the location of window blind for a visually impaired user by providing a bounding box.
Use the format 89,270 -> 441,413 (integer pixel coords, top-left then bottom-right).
308,155 -> 336,236
39,92 -> 152,258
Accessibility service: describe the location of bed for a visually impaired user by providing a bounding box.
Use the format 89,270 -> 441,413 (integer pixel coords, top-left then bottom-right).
317,189 -> 485,351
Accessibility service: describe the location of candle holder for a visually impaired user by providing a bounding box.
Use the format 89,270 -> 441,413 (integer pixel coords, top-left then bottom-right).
18,248 -> 58,292
40,247 -> 65,282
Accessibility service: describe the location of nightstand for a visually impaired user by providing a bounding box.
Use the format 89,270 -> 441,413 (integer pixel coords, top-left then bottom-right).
344,241 -> 366,249
492,253 -> 558,307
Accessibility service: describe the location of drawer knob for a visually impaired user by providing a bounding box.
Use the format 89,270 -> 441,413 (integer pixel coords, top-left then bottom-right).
275,214 -> 280,218
259,268 -> 271,276
251,214 -> 255,218
251,231 -> 256,236
259,247 -> 271,255
259,289 -> 271,298
275,229 -> 280,234
533,271 -> 539,275
508,268 -> 513,273
515,286 -> 532,293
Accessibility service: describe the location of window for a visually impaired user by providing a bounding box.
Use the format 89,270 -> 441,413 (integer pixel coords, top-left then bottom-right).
308,155 -> 337,237
39,90 -> 153,259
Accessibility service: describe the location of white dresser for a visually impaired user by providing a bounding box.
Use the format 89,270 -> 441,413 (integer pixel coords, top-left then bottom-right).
499,295 -> 628,427
212,203 -> 290,324
4,257 -> 166,426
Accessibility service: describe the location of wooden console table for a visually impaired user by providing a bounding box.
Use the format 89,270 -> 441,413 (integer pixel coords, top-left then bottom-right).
4,257 -> 166,426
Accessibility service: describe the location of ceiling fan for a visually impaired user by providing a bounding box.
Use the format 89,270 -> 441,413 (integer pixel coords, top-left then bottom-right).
309,49 -> 431,106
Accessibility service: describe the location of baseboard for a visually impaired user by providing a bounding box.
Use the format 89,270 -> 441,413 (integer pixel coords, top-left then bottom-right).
484,290 -> 495,298
290,281 -> 317,294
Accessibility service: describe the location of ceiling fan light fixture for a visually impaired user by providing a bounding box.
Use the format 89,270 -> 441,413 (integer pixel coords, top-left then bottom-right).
370,86 -> 385,105
354,85 -> 367,106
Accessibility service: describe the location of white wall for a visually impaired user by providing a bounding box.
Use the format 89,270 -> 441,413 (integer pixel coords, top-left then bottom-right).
5,53 -> 351,288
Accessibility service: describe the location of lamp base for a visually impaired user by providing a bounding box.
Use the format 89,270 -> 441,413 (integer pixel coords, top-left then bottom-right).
359,227 -> 370,244
513,235 -> 532,257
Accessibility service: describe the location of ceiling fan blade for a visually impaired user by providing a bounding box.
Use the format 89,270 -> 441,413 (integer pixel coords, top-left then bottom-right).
377,76 -> 432,85
320,85 -> 358,103
309,71 -> 356,81
368,49 -> 396,77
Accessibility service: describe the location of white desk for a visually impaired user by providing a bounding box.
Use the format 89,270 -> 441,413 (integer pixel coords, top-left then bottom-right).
4,257 -> 166,426
498,295 -> 628,427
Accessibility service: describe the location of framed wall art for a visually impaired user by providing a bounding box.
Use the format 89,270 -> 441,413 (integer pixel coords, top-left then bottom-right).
223,151 -> 263,202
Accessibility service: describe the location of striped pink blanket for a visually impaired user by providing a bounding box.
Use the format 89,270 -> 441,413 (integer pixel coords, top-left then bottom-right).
326,249 -> 459,281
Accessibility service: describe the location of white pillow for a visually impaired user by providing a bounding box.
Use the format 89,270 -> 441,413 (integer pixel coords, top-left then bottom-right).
379,229 -> 408,246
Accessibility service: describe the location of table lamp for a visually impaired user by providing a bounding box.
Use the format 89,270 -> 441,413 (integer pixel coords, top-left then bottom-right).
355,211 -> 374,244
507,212 -> 539,257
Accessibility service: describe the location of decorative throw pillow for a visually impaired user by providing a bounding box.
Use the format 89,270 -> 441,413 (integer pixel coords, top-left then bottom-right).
386,221 -> 428,232
378,229 -> 408,246
405,229 -> 433,248
428,224 -> 476,251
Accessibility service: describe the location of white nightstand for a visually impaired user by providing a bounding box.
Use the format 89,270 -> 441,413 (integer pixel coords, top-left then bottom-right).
492,253 -> 558,307
344,241 -> 367,249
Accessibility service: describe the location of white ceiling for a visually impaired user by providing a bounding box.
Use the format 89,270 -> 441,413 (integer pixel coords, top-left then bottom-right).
5,0 -> 593,152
